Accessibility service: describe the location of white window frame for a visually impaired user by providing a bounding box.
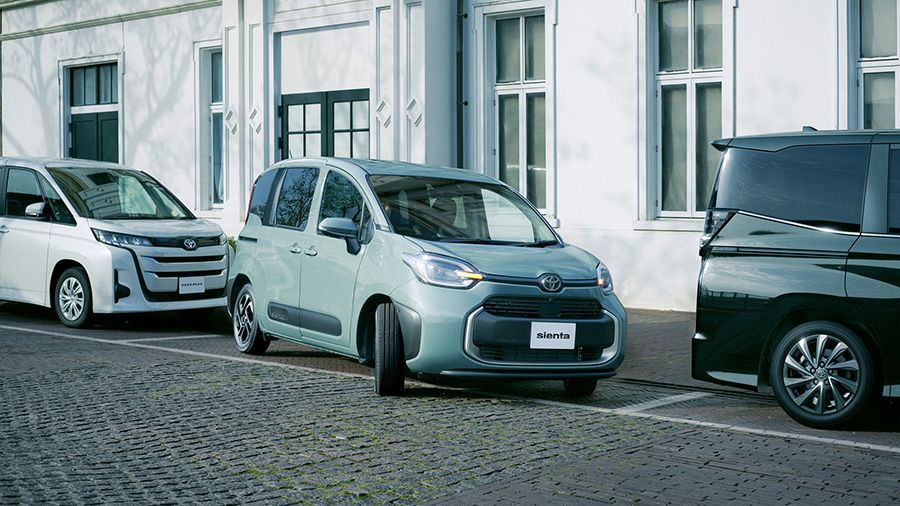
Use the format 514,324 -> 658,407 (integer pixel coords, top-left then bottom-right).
57,54 -> 124,163
194,41 -> 225,212
469,0 -> 558,224
853,0 -> 900,129
638,0 -> 734,229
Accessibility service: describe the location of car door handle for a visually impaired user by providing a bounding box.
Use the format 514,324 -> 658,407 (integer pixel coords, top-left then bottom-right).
303,246 -> 317,257
289,243 -> 303,254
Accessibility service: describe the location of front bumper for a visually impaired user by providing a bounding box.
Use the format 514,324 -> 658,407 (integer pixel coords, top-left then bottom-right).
390,279 -> 627,378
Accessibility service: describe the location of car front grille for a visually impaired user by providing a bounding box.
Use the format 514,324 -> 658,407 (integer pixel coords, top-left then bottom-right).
149,236 -> 222,248
482,297 -> 602,319
475,345 -> 603,363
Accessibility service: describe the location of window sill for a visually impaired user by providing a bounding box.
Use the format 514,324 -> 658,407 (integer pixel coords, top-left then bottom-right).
633,219 -> 703,232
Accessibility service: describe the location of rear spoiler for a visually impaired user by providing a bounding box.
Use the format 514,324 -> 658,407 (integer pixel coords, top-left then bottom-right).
711,138 -> 732,152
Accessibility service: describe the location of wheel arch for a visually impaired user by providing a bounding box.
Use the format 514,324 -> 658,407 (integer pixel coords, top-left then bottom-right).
757,306 -> 883,392
228,274 -> 252,316
48,259 -> 87,309
355,293 -> 392,364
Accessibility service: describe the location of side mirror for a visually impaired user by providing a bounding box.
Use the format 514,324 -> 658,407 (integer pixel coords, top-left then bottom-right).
318,217 -> 358,239
25,202 -> 47,219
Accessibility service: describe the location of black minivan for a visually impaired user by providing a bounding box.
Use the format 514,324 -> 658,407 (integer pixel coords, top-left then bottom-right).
693,130 -> 899,428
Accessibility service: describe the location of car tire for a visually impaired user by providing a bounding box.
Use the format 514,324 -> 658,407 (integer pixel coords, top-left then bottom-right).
374,302 -> 405,396
55,267 -> 93,328
770,321 -> 874,429
563,377 -> 598,397
232,284 -> 269,355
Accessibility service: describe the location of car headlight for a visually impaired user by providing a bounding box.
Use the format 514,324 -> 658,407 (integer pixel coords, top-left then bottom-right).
218,233 -> 227,245
92,228 -> 153,247
402,252 -> 483,289
597,262 -> 614,294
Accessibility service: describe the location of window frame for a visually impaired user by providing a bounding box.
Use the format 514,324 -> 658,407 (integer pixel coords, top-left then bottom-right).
58,54 -> 123,164
645,0 -> 729,222
195,43 -> 226,212
280,89 -> 371,161
855,0 -> 900,129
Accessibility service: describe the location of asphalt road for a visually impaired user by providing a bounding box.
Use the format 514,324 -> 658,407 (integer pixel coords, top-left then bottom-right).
1,302 -> 898,504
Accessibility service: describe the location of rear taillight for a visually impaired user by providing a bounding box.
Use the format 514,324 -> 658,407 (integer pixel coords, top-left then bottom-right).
700,208 -> 735,249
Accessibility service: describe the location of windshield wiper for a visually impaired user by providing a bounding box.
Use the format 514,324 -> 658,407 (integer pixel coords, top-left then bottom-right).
523,239 -> 559,248
436,238 -> 512,245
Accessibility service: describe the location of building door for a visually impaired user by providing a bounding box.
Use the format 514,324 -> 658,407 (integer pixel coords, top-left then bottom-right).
70,112 -> 118,162
280,89 -> 369,160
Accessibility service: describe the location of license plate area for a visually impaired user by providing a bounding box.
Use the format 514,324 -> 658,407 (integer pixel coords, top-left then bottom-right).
178,276 -> 205,294
529,322 -> 576,350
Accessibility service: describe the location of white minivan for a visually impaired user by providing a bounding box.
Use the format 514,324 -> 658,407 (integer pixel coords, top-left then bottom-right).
0,157 -> 228,327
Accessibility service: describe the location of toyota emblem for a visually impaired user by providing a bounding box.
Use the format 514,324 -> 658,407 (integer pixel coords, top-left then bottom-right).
183,238 -> 198,251
539,274 -> 563,293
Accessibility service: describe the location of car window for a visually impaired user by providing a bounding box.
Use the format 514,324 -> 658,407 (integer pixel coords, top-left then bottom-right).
890,152 -> 900,235
38,176 -> 76,225
5,168 -> 43,218
274,167 -> 319,230
248,168 -> 279,225
482,188 -> 537,242
318,170 -> 365,230
711,145 -> 869,232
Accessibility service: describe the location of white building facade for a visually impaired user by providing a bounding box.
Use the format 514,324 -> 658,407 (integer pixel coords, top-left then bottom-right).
0,0 -> 892,310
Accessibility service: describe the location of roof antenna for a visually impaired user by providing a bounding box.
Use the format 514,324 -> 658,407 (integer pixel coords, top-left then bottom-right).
802,125 -> 818,132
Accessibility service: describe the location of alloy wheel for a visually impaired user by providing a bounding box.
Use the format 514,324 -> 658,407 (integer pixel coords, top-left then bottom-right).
782,333 -> 860,415
58,277 -> 85,322
234,292 -> 255,349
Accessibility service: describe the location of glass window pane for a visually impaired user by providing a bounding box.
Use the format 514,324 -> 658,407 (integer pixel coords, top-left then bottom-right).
305,103 -> 321,131
111,63 -> 117,103
525,16 -> 545,80
333,101 -> 351,130
864,72 -> 895,129
695,83 -> 722,211
659,0 -> 689,71
861,0 -> 897,58
288,134 -> 304,158
39,175 -> 75,224
889,151 -> 900,233
694,0 -> 722,69
275,167 -> 320,230
352,131 -> 370,158
99,64 -> 112,104
319,171 -> 365,227
661,85 -> 687,212
212,112 -> 224,204
288,105 -> 304,132
496,18 -> 521,83
352,100 -> 369,129
5,169 -> 42,217
334,132 -> 351,157
715,146 -> 869,232
526,93 -> 546,208
498,95 -> 520,191
248,168 -> 279,223
306,133 -> 321,157
84,66 -> 97,106
71,67 -> 85,106
211,50 -> 223,103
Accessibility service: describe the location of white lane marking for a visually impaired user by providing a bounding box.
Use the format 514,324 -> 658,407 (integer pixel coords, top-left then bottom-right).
614,392 -> 711,413
4,323 -> 900,456
121,334 -> 222,343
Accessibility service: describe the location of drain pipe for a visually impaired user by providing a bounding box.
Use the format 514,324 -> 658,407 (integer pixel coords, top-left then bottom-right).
456,0 -> 465,168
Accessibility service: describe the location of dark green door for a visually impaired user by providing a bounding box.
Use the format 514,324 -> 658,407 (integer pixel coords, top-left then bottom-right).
70,111 -> 118,162
280,89 -> 369,161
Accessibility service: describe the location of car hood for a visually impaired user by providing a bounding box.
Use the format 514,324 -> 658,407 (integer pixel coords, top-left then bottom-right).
409,239 -> 600,280
87,218 -> 224,238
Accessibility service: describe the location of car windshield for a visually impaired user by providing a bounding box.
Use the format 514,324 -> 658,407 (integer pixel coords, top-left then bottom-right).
48,167 -> 193,220
370,175 -> 557,246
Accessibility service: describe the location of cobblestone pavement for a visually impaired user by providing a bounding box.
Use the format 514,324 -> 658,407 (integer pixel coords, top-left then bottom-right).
1,302 -> 898,504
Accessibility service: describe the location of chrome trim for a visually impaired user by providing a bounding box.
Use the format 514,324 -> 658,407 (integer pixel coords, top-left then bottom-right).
463,307 -> 621,367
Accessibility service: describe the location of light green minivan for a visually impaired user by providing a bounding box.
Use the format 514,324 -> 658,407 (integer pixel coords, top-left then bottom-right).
227,158 -> 626,395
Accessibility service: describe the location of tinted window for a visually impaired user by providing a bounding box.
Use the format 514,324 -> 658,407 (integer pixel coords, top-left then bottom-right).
318,171 -> 365,229
711,145 -> 869,232
38,176 -> 76,225
274,167 -> 319,230
890,154 -> 900,234
248,169 -> 279,224
48,168 -> 191,220
5,169 -> 43,218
